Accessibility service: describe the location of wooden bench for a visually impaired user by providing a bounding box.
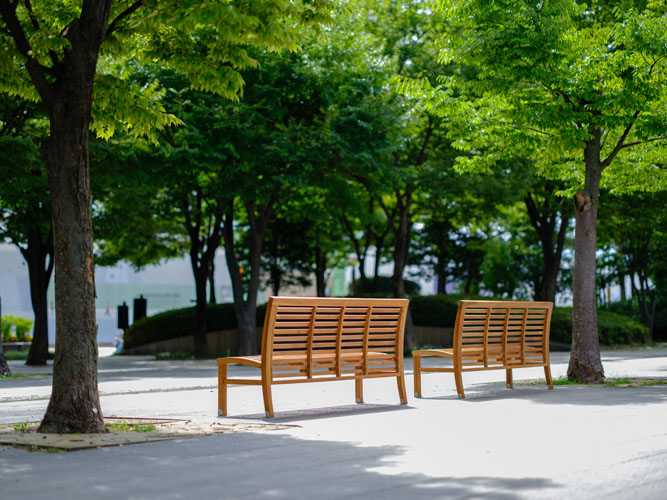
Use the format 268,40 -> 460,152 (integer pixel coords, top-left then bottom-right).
217,296 -> 410,417
413,300 -> 554,399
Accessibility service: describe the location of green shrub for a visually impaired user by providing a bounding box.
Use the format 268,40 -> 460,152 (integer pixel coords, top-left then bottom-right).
350,276 -> 421,297
123,295 -> 649,350
409,295 -> 648,346
549,307 -> 647,346
409,294 -> 491,327
1,315 -> 34,342
123,302 -> 268,350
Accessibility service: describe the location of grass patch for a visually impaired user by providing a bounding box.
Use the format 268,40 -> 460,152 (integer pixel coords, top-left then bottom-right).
0,373 -> 49,379
155,351 -> 195,361
13,421 -> 31,433
3,351 -> 54,361
154,351 -> 231,361
105,420 -> 157,433
523,377 -> 667,387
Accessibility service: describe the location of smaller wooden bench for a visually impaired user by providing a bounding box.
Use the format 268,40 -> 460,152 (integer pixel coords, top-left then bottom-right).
413,300 -> 553,399
217,296 -> 410,417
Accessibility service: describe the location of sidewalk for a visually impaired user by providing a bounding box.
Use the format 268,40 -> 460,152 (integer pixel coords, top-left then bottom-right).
1,348 -> 667,499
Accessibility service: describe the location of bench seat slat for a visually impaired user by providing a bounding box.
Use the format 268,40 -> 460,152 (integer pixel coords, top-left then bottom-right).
413,300 -> 553,399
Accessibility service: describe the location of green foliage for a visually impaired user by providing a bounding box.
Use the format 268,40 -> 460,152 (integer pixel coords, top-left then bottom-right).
403,0 -> 667,190
1,0 -> 335,142
408,294 -> 488,327
408,295 -> 646,346
123,295 -> 649,348
105,421 -> 157,433
1,315 -> 34,343
550,308 -> 648,346
123,302 -> 268,349
350,276 -> 421,297
13,421 -> 31,432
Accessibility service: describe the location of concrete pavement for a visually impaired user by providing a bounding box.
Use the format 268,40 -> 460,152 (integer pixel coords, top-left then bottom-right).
1,348 -> 667,499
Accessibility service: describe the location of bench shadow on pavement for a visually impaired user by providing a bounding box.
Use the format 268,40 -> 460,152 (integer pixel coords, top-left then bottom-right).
416,383 -> 667,407
231,403 -> 415,422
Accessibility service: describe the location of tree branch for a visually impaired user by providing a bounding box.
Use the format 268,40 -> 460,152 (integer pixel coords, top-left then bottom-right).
106,1 -> 143,36
601,110 -> 641,170
0,0 -> 50,97
619,136 -> 666,150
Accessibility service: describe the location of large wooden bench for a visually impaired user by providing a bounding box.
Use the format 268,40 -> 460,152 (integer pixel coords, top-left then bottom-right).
413,300 -> 554,399
217,296 -> 410,417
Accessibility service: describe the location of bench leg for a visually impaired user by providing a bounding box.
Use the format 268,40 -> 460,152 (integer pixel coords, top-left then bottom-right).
262,379 -> 274,418
397,374 -> 407,405
355,378 -> 364,403
506,369 -> 513,389
218,363 -> 228,417
413,353 -> 422,398
454,369 -> 465,399
544,365 -> 554,390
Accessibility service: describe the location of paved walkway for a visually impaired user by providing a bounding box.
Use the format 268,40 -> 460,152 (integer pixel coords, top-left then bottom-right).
1,348 -> 667,499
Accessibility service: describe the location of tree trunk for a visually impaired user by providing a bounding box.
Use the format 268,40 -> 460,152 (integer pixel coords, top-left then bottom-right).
389,186 -> 416,350
567,135 -> 604,383
208,260 -> 217,304
524,190 -> 569,304
7,0 -> 116,434
0,346 -> 9,376
270,261 -> 281,296
314,229 -> 327,296
192,265 -> 209,356
223,198 -> 275,355
21,227 -> 54,366
235,303 -> 258,356
39,102 -> 104,433
0,299 -> 11,376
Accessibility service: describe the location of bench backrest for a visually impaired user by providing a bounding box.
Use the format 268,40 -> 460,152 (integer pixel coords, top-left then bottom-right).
454,300 -> 553,369
261,296 -> 409,381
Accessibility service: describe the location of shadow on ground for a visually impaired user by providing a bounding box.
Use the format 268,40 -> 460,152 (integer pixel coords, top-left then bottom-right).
0,430 -> 562,500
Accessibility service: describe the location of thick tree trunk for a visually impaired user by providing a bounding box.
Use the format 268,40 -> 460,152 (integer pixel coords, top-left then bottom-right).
40,106 -> 104,433
568,135 -> 604,383
10,0 -> 115,434
22,227 -> 54,366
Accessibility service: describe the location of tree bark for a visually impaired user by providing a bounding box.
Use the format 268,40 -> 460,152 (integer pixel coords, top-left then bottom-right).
184,193 -> 223,356
192,266 -> 209,356
208,260 -> 217,304
524,189 -> 570,303
0,299 -> 11,376
314,227 -> 327,296
34,1 -> 114,433
567,133 -> 605,383
223,197 -> 276,355
388,185 -> 416,349
40,100 -> 104,433
21,226 -> 54,366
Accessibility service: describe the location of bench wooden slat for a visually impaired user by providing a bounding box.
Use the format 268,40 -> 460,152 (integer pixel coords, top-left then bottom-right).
218,296 -> 409,417
413,300 -> 553,399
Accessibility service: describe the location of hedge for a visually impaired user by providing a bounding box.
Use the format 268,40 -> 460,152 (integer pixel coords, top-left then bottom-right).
123,295 -> 648,350
123,302 -> 267,350
409,295 -> 648,346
